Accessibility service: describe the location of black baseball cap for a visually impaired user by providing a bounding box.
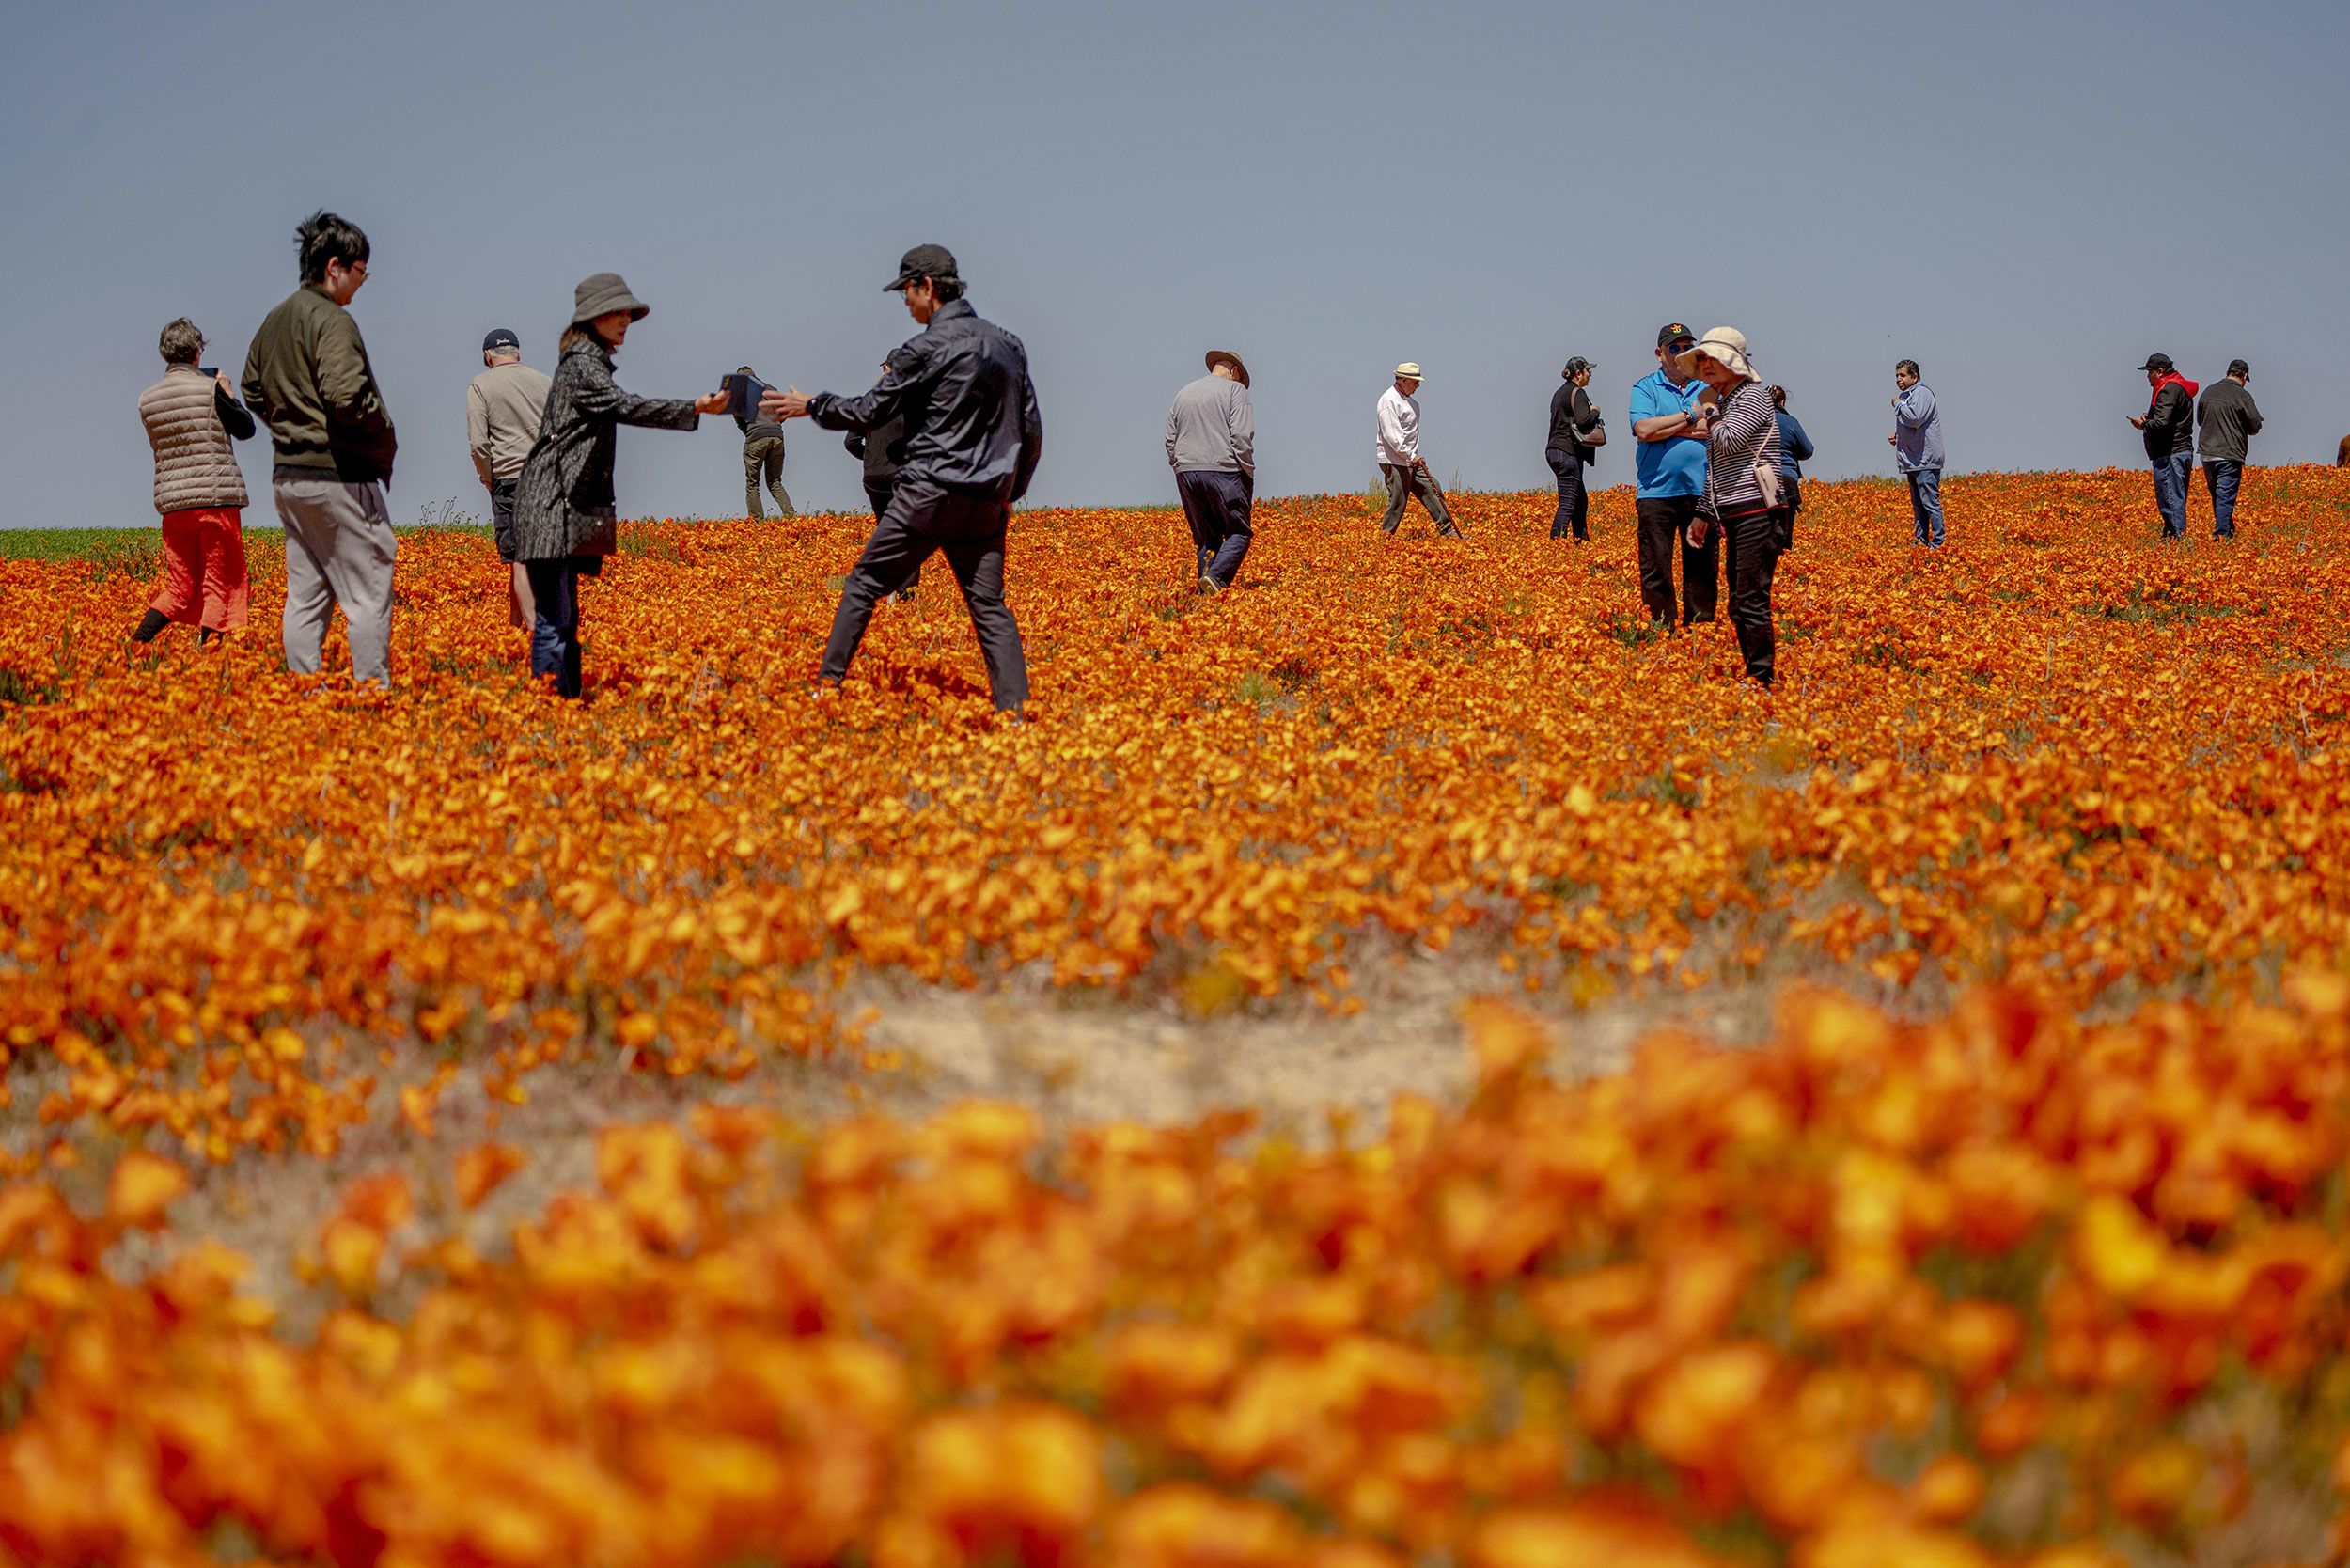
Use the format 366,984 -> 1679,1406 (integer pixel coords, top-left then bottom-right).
1562,355 -> 1593,377
885,243 -> 961,291
2137,352 -> 2174,372
2227,358 -> 2250,377
482,327 -> 520,353
1656,322 -> 1695,350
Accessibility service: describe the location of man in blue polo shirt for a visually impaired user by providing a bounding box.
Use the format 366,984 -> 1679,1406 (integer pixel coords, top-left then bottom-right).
1630,322 -> 1716,627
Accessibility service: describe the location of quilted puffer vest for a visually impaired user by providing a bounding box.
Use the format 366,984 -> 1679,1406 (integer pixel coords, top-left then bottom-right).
139,365 -> 249,514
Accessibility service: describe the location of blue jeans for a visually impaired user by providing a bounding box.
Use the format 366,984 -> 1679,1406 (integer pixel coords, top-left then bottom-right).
1544,447 -> 1589,541
2152,452 -> 2192,539
1906,468 -> 1944,547
524,557 -> 584,699
1175,468 -> 1254,588
2202,459 -> 2242,538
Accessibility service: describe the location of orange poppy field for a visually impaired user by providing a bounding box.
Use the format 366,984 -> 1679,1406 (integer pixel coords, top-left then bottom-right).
4,467 -> 2350,1566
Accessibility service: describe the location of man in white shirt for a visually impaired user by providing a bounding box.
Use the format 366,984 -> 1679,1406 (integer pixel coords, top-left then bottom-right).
1375,363 -> 1460,538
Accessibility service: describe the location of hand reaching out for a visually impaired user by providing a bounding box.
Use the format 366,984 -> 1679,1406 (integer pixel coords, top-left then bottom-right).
760,387 -> 815,421
693,391 -> 730,416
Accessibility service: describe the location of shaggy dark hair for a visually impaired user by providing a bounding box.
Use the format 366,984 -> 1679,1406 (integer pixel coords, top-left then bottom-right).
158,318 -> 206,364
296,211 -> 370,285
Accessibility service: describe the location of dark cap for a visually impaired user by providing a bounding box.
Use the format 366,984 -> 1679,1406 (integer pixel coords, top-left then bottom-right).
482,327 -> 520,353
2137,352 -> 2174,372
2227,358 -> 2250,378
885,243 -> 961,292
1562,355 -> 1593,378
1656,322 -> 1695,350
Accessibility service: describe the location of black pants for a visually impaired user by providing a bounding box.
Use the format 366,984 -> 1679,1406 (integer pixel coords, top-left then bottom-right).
1176,468 -> 1254,587
490,478 -> 520,560
1634,494 -> 1717,626
1544,447 -> 1588,541
744,436 -> 794,520
866,480 -> 917,599
1778,480 -> 1800,551
1379,463 -> 1458,536
1720,507 -> 1779,687
821,476 -> 1027,710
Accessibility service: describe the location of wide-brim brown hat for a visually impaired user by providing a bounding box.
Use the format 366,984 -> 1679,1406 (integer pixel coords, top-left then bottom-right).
1205,350 -> 1249,387
572,272 -> 650,326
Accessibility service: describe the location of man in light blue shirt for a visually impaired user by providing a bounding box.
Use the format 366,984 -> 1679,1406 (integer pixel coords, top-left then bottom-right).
1630,321 -> 1716,626
1890,359 -> 1945,547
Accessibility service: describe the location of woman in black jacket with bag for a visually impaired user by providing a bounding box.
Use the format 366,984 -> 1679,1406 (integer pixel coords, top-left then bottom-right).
1543,356 -> 1605,542
510,273 -> 728,698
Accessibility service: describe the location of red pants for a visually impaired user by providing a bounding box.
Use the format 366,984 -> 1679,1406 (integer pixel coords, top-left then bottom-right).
151,507 -> 250,633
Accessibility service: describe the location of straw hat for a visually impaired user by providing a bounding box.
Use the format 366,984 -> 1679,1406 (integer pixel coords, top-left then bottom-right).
1395,362 -> 1425,381
1687,327 -> 1756,381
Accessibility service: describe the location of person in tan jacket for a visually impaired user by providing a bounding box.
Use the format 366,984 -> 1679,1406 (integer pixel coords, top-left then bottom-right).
133,318 -> 256,644
468,327 -> 553,630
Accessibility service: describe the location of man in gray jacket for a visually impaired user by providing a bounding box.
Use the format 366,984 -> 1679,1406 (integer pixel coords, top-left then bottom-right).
468,327 -> 552,628
1166,351 -> 1255,591
2195,359 -> 2262,541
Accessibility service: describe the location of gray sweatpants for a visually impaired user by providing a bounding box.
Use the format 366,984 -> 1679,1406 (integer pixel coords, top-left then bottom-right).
274,474 -> 397,685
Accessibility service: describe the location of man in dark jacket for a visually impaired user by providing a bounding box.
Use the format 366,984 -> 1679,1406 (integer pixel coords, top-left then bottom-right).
844,364 -> 916,601
764,244 -> 1042,713
242,211 -> 400,685
2128,353 -> 2198,541
734,365 -> 794,520
2195,360 -> 2262,541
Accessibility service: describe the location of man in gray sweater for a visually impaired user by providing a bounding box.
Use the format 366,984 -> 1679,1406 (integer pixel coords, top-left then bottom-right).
1166,351 -> 1255,591
2195,359 -> 2263,541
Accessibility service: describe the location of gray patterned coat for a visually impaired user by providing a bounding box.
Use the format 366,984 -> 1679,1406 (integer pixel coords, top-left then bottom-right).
509,338 -> 699,562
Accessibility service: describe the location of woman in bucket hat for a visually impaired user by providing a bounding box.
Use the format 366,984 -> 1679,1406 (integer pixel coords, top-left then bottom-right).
509,274 -> 729,698
1684,327 -> 1783,689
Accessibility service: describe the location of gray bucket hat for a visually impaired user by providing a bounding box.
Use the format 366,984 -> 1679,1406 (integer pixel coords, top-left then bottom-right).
571,272 -> 650,326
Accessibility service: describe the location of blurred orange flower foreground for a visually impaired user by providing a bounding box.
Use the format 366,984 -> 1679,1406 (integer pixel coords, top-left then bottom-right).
6,470 -> 2350,1563
7,988 -> 2350,1565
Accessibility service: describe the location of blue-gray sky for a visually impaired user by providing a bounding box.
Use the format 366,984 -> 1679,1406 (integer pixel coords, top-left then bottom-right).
4,0 -> 2345,528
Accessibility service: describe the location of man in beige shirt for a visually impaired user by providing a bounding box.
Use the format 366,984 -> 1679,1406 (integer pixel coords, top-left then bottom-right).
467,327 -> 554,628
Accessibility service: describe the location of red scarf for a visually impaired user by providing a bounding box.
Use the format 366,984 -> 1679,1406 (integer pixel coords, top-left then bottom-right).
2149,370 -> 2199,408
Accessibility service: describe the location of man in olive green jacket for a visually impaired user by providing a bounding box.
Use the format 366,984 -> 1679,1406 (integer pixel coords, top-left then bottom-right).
242,211 -> 400,685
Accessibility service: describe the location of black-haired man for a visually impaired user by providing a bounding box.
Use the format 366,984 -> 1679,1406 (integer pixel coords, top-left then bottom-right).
242,211 -> 400,685
763,245 -> 1042,713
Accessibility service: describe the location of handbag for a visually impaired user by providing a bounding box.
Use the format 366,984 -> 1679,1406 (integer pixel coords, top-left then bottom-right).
1747,392 -> 1784,510
1571,389 -> 1606,456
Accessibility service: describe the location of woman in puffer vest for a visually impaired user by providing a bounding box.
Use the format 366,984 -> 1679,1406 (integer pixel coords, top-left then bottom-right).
134,319 -> 257,643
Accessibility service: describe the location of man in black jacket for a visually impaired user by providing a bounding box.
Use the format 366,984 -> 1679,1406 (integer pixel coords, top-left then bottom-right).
2128,353 -> 2198,540
764,245 -> 1042,713
2195,360 -> 2262,541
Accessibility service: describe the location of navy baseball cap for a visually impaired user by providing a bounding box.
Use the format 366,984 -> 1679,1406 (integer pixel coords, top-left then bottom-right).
482,328 -> 521,353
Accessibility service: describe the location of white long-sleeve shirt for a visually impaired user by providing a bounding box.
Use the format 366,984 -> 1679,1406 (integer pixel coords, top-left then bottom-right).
1374,384 -> 1420,466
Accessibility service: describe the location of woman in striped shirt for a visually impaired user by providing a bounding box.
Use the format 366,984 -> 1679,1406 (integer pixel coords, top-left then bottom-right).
1685,328 -> 1783,688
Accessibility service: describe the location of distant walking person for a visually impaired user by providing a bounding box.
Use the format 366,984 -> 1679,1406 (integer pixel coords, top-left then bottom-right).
1631,323 -> 1716,626
1167,350 -> 1256,591
509,274 -> 728,699
1544,356 -> 1604,542
735,365 -> 794,520
134,319 -> 254,645
1770,385 -> 1813,551
2195,359 -> 2262,540
2128,353 -> 2198,541
241,211 -> 399,684
844,363 -> 916,601
1890,360 -> 1944,547
2338,434 -> 2350,467
467,328 -> 553,631
763,244 -> 1043,714
1376,364 -> 1461,539
1686,329 -> 1783,688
